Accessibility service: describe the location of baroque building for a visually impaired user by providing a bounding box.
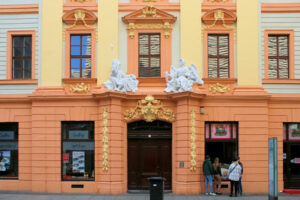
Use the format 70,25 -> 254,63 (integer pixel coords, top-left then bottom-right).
0,0 -> 299,194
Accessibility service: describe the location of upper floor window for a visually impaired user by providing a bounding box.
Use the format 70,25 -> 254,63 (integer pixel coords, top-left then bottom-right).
12,36 -> 32,79
70,34 -> 92,78
138,33 -> 161,77
268,35 -> 289,79
208,34 -> 229,78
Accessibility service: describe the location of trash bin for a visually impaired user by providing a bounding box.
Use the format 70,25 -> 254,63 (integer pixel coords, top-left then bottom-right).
148,177 -> 164,200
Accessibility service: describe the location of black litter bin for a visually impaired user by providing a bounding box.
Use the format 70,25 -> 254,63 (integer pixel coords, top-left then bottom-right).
148,177 -> 164,200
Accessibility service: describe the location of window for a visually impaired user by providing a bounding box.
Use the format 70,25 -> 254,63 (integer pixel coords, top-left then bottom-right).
138,33 -> 161,77
12,36 -> 32,79
62,122 -> 94,181
70,35 -> 92,78
208,34 -> 229,78
0,123 -> 18,179
268,35 -> 289,79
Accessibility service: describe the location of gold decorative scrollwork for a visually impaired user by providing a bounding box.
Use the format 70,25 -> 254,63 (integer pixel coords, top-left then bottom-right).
69,82 -> 91,93
208,0 -> 228,2
190,108 -> 197,171
102,108 -> 109,171
206,10 -> 232,29
124,95 -> 175,122
143,0 -> 159,2
127,23 -> 172,39
142,3 -> 157,17
67,10 -> 94,29
71,0 -> 90,2
209,83 -> 231,94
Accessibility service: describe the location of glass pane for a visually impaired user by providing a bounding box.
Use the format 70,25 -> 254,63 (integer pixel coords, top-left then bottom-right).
279,36 -> 288,57
71,36 -> 80,45
13,37 -> 22,48
150,34 -> 160,55
150,57 -> 160,77
139,35 -> 149,56
82,35 -> 91,46
13,47 -> 22,57
268,36 -> 277,57
268,58 -> 278,79
24,59 -> 31,79
24,37 -> 32,57
71,58 -> 80,78
210,123 -> 232,139
219,35 -> 229,56
219,58 -> 229,78
13,59 -> 22,79
279,59 -> 289,79
71,46 -> 81,56
208,35 -> 217,56
208,58 -> 217,78
139,57 -> 149,77
82,45 -> 91,56
82,58 -> 91,78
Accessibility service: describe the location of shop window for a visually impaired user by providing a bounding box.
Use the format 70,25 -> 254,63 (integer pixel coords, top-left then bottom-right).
62,122 -> 94,181
208,34 -> 230,78
0,123 -> 18,179
263,30 -> 295,82
70,34 -> 92,78
138,33 -> 161,77
268,35 -> 289,79
205,122 -> 238,164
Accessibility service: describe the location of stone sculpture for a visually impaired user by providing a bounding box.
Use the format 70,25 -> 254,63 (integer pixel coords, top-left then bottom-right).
104,59 -> 139,93
164,58 -> 204,93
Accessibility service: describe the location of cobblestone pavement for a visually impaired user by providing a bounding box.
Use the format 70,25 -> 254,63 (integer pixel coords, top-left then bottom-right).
0,192 -> 299,200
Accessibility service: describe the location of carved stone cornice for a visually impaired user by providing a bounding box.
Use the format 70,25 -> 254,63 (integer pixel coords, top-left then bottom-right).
124,95 -> 175,122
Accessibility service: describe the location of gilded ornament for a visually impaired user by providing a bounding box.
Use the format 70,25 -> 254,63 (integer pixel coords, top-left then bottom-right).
209,83 -> 231,94
124,95 -> 175,122
69,82 -> 90,93
142,3 -> 157,17
127,23 -> 135,39
190,108 -> 197,171
143,0 -> 159,2
72,0 -> 90,2
66,10 -> 94,29
102,108 -> 109,171
208,0 -> 227,2
206,10 -> 232,29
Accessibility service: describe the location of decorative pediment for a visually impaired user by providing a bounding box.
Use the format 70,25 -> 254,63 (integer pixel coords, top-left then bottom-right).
62,8 -> 97,28
202,8 -> 237,28
122,4 -> 177,38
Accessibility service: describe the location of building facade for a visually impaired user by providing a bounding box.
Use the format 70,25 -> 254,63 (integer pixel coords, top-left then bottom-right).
0,0 -> 299,194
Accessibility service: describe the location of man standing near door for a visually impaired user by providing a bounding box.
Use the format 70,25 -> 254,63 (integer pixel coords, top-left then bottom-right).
203,155 -> 216,196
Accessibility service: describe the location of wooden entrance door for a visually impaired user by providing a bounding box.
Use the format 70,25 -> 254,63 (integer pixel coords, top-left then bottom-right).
127,120 -> 172,191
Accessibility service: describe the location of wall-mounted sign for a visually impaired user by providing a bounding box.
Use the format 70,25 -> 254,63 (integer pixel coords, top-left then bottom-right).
288,124 -> 300,141
63,142 -> 94,151
69,130 -> 89,140
0,142 -> 18,150
0,131 -> 14,140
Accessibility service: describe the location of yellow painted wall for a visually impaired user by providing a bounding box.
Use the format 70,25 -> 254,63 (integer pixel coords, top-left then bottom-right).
41,0 -> 63,86
98,0 -> 119,84
237,0 -> 259,85
180,0 -> 202,74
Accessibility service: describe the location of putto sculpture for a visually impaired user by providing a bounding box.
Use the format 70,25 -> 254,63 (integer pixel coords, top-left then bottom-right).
164,58 -> 204,93
104,60 -> 139,93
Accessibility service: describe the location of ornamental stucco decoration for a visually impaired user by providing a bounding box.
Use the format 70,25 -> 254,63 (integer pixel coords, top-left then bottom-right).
102,107 -> 109,171
209,83 -> 231,94
124,95 -> 175,122
190,108 -> 197,171
164,59 -> 204,93
69,82 -> 90,93
104,59 -> 139,93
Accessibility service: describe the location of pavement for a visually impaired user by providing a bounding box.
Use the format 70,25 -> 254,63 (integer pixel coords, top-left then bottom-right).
0,191 -> 299,200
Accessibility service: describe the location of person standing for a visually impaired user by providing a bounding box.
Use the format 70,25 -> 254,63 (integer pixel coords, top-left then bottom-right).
228,156 -> 242,197
203,155 -> 216,196
238,158 -> 243,195
213,157 -> 222,194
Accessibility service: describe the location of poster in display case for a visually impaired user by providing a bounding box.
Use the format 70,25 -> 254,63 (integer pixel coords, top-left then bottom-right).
0,151 -> 10,172
72,151 -> 85,173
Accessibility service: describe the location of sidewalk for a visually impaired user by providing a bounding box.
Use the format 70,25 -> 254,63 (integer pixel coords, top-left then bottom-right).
0,191 -> 299,200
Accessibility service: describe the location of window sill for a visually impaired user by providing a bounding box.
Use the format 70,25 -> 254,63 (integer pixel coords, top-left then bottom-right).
0,79 -> 38,85
62,78 -> 97,85
262,79 -> 300,84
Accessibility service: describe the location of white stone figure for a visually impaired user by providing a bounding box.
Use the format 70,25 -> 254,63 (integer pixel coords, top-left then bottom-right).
164,58 -> 204,93
104,59 -> 139,93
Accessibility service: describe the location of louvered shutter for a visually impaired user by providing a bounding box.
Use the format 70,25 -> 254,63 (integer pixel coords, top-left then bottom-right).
208,35 -> 229,78
268,35 -> 289,79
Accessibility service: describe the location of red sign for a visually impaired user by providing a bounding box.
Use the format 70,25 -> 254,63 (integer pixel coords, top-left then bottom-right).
63,153 -> 69,163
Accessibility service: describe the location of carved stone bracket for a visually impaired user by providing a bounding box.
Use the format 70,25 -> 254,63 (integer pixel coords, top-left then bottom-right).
69,82 -> 91,93
190,108 -> 197,171
209,83 -> 231,94
102,107 -> 109,171
124,95 -> 175,122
